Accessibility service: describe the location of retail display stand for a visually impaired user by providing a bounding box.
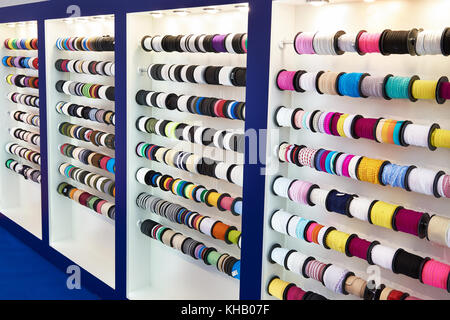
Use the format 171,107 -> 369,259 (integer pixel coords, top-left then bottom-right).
262,0 -> 450,301
0,0 -> 447,301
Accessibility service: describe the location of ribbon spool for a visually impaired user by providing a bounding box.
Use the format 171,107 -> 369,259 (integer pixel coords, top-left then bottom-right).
379,29 -> 419,56
358,31 -> 381,54
384,75 -> 419,102
412,76 -> 448,104
267,276 -> 293,300
293,32 -> 316,55
313,31 -> 346,55
416,29 -> 445,55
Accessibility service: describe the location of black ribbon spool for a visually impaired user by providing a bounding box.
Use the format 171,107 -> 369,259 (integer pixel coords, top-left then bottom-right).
392,249 -> 425,280
440,27 -> 450,56
135,90 -> 147,105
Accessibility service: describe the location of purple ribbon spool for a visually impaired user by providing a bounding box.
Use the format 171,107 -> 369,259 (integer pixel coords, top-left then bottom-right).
212,34 -> 227,53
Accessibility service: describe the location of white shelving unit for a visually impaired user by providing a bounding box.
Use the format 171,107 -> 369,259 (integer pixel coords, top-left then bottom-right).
262,0 -> 450,300
126,4 -> 248,300
0,20 -> 41,239
45,15 -> 116,288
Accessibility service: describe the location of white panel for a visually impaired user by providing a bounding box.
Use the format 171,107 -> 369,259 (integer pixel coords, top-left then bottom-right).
45,15 -> 115,288
262,0 -> 450,300
0,21 -> 41,239
126,5 -> 248,300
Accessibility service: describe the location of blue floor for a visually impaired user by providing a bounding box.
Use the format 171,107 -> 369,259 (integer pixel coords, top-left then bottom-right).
0,225 -> 98,300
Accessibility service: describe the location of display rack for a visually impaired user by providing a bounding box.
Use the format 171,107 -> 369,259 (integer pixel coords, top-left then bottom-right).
45,14 -> 116,289
0,20 -> 41,239
262,0 -> 450,300
126,4 -> 248,299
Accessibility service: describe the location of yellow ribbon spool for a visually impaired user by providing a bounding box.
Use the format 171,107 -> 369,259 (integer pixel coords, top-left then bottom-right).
6,74 -> 13,85
7,39 -> 14,49
411,80 -> 437,100
325,229 -> 350,253
370,200 -> 399,229
431,129 -> 450,149
25,39 -> 33,50
227,229 -> 241,244
357,157 -> 385,185
206,191 -> 221,208
337,114 -> 349,137
267,277 -> 291,300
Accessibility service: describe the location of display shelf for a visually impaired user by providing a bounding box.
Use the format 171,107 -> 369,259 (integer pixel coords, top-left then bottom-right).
45,14 -> 116,288
262,0 -> 450,300
126,4 -> 248,300
0,20 -> 41,239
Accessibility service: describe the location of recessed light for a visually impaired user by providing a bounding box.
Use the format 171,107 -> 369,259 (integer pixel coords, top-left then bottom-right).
173,9 -> 189,16
203,7 -> 220,14
306,0 -> 329,6
150,12 -> 163,18
62,18 -> 73,24
235,4 -> 249,12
